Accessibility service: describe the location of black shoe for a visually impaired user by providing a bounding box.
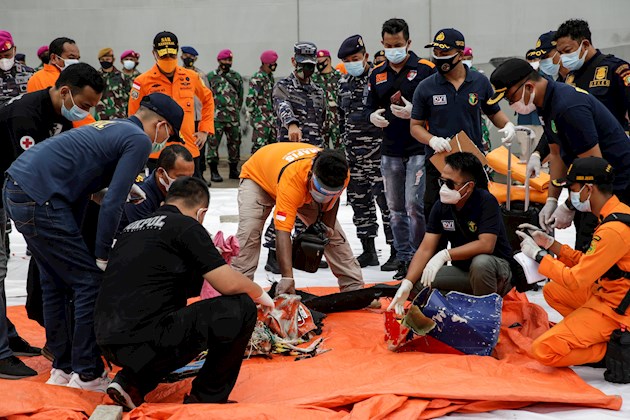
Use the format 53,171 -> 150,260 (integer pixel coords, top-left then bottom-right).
264,250 -> 281,274
9,336 -> 41,357
229,162 -> 239,179
210,162 -> 223,183
381,245 -> 398,271
107,373 -> 144,412
356,238 -> 379,268
393,261 -> 409,280
0,355 -> 37,379
319,259 -> 329,269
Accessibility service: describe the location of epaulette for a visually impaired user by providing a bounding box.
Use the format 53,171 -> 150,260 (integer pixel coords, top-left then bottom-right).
419,58 -> 436,68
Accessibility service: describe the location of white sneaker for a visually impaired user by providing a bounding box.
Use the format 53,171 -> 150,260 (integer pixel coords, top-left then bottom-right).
67,371 -> 111,393
46,368 -> 72,386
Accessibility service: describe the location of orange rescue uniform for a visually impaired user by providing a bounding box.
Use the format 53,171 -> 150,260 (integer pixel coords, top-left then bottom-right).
533,195 -> 630,366
239,142 -> 349,232
128,64 -> 214,159
26,63 -> 96,127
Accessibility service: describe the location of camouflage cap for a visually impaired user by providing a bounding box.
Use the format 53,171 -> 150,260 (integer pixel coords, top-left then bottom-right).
294,41 -> 317,64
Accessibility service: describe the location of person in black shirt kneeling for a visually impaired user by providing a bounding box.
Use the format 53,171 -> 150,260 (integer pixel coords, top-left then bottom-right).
94,176 -> 273,410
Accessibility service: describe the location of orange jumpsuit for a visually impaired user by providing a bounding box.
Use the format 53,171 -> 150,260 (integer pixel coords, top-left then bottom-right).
128,64 -> 214,159
533,195 -> 630,366
26,63 -> 95,127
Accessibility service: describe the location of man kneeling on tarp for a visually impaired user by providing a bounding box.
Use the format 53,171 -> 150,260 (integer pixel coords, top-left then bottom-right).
518,157 -> 630,368
94,177 -> 274,411
388,152 -> 513,315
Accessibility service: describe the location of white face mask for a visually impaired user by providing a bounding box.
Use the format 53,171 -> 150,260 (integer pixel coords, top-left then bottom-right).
122,60 -> 136,70
158,168 -> 176,191
439,182 -> 470,205
509,85 -> 536,115
570,184 -> 592,212
0,57 -> 15,71
529,61 -> 540,70
56,57 -> 79,70
384,46 -> 408,64
462,60 -> 472,68
560,41 -> 587,72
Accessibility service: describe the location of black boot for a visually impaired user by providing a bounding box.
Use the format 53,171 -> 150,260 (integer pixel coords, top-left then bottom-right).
229,162 -> 240,179
264,250 -> 281,274
393,260 -> 410,280
381,245 -> 398,271
356,238 -> 379,268
210,162 -> 223,183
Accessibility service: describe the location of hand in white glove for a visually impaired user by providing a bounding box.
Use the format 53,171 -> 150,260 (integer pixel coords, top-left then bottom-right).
276,277 -> 296,295
549,202 -> 575,230
429,136 -> 452,153
499,121 -> 516,146
91,188 -> 107,205
96,258 -> 108,271
526,152 -> 542,178
390,96 -> 412,119
539,197 -> 558,233
420,249 -> 451,288
253,291 -> 275,314
127,184 -> 146,205
518,223 -> 554,249
516,231 -> 543,260
387,279 -> 414,316
369,109 -> 390,128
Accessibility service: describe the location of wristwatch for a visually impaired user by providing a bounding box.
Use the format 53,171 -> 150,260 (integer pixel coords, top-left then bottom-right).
535,249 -> 550,263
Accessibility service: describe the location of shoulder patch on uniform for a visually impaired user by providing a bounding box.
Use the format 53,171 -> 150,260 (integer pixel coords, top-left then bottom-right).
419,58 -> 436,68
375,72 -> 387,84
615,63 -> 629,75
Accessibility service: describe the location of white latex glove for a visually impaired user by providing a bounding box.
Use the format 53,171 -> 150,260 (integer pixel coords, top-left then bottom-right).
420,249 -> 451,288
429,136 -> 452,153
96,258 -> 108,271
387,279 -> 414,316
91,188 -> 107,205
127,184 -> 146,205
390,96 -> 412,119
499,121 -> 516,146
518,223 -> 554,249
516,231 -> 543,260
276,277 -> 296,295
253,291 -> 275,314
549,202 -> 575,230
526,152 -> 542,178
539,197 -> 558,232
369,109 -> 390,128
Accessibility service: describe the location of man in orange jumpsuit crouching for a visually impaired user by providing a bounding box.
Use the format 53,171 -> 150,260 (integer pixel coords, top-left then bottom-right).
517,157 -> 630,367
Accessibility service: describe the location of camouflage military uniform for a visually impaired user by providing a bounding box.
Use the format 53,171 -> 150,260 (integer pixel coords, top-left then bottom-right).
206,68 -> 243,164
0,62 -> 34,106
273,72 -> 326,146
121,69 -> 141,82
95,67 -> 131,120
312,70 -> 342,149
246,68 -> 277,153
338,65 -> 393,244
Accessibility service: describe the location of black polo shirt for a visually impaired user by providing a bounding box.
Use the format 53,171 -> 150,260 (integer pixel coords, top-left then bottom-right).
94,205 -> 226,345
427,188 -> 512,271
412,66 -> 500,158
0,88 -> 72,197
538,80 -> 630,192
119,171 -> 165,231
364,51 -> 436,157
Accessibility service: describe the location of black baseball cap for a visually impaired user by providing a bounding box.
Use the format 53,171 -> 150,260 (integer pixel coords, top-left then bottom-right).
140,93 -> 184,133
553,157 -> 615,187
153,31 -> 179,57
488,58 -> 536,105
294,41 -> 317,64
527,31 -> 557,60
425,28 -> 465,51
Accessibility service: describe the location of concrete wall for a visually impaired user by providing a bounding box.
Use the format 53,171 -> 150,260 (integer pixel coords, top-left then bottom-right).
3,0 -> 630,157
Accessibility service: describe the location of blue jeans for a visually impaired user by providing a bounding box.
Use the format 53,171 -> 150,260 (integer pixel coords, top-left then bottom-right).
0,209 -> 18,360
4,179 -> 104,376
381,155 -> 426,262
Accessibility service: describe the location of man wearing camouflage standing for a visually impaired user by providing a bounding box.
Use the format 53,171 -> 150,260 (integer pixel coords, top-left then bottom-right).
95,48 -> 130,120
338,35 -> 397,271
312,49 -> 342,149
0,31 -> 33,106
246,50 -> 278,154
207,49 -> 244,182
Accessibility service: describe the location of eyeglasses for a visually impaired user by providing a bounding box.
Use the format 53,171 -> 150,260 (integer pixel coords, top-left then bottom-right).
438,177 -> 470,190
506,80 -> 527,105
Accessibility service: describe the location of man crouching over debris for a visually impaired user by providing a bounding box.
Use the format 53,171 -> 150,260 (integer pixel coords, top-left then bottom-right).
94,177 -> 274,410
389,152 -> 513,315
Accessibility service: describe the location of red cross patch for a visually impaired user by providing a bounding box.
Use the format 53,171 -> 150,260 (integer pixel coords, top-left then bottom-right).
20,136 -> 35,151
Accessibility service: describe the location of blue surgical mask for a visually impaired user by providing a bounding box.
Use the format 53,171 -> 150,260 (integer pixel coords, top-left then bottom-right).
570,184 -> 592,213
345,60 -> 365,77
151,123 -> 169,153
539,56 -> 560,78
61,90 -> 89,121
561,42 -> 587,72
384,46 -> 407,64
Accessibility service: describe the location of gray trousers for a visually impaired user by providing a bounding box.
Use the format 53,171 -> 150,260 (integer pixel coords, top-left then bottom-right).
411,254 -> 512,297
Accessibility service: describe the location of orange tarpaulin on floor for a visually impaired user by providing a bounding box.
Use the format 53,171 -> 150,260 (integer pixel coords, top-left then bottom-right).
0,289 -> 621,419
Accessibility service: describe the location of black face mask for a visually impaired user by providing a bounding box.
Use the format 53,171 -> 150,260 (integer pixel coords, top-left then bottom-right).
219,63 -> 231,72
296,63 -> 315,80
432,53 -> 460,75
182,57 -> 195,68
100,60 -> 113,70
316,61 -> 327,72
269,63 -> 277,72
